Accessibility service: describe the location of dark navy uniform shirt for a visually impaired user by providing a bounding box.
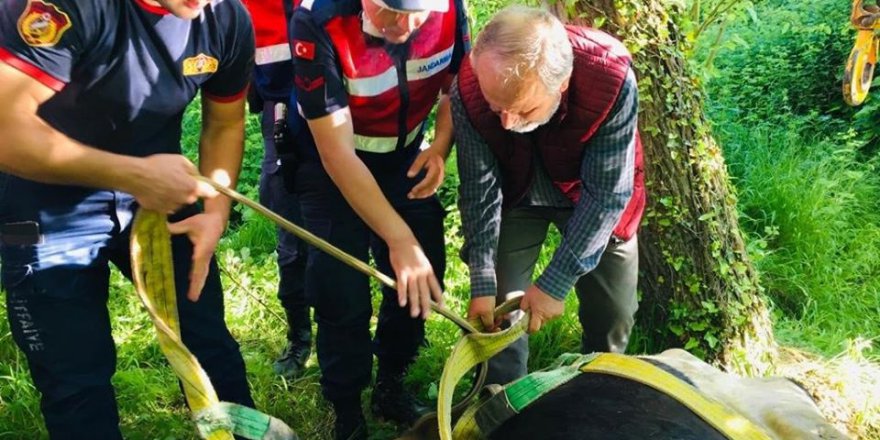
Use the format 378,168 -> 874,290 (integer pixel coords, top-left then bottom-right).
0,0 -> 255,157
0,0 -> 254,268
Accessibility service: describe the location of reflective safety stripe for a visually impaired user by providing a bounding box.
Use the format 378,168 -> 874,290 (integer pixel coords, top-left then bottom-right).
255,43 -> 291,65
294,103 -> 425,153
354,122 -> 423,153
344,44 -> 454,97
345,66 -> 398,97
578,355 -> 772,440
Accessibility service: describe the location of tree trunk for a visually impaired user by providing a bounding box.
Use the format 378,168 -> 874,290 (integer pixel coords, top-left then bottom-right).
550,0 -> 776,374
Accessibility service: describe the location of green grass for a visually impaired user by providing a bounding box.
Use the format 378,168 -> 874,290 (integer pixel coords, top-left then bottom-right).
0,50 -> 585,437
699,0 -> 880,358
710,114 -> 880,358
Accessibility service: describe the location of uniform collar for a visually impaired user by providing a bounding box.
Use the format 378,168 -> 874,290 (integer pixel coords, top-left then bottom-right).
134,0 -> 171,15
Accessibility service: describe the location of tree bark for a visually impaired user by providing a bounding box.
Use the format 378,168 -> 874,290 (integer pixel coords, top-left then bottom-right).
550,0 -> 776,374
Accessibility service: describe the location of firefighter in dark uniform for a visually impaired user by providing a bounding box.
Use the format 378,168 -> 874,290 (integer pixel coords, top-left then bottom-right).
0,0 -> 255,437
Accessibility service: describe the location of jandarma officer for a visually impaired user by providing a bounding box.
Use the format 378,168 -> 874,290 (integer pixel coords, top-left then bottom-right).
288,0 -> 470,437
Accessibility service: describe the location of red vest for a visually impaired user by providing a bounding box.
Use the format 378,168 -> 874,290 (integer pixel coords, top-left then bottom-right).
245,0 -> 297,101
457,26 -> 645,240
309,0 -> 460,153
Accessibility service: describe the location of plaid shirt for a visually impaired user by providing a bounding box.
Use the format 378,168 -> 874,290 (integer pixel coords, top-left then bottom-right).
453,69 -> 638,300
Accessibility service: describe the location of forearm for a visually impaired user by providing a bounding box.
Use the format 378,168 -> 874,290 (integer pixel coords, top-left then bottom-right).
0,123 -> 143,190
536,196 -> 628,299
309,110 -> 415,246
322,149 -> 415,245
198,99 -> 246,224
458,163 -> 502,298
431,94 -> 454,158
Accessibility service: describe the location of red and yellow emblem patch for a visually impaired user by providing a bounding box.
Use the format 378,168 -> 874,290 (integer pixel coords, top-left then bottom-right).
17,0 -> 72,48
182,53 -> 219,76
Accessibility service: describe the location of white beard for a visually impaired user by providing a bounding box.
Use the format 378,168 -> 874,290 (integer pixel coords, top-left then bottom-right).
508,94 -> 562,134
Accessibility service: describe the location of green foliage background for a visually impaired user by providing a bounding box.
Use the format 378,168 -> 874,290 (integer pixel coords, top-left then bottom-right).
696,0 -> 880,359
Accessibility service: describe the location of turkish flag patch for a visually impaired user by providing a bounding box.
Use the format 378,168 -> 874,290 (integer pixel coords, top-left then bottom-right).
295,74 -> 325,92
292,39 -> 315,60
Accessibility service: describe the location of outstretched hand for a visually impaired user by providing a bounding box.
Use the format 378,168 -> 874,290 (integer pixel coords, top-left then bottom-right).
389,238 -> 444,319
167,212 -> 225,302
406,145 -> 446,199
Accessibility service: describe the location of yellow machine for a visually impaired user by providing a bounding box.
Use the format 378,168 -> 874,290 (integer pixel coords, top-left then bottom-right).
844,0 -> 880,105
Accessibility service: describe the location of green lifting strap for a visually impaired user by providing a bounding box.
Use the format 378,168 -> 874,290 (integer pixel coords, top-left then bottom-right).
452,353 -> 601,438
505,353 -> 601,412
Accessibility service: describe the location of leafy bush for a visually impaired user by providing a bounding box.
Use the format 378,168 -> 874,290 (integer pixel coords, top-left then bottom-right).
698,0 -> 854,127
698,0 -> 880,357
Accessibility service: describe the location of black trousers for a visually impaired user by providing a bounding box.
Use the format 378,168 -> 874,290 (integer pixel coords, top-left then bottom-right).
294,156 -> 446,403
259,101 -> 310,345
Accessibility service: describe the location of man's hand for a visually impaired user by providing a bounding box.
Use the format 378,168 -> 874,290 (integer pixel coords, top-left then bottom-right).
520,284 -> 565,334
389,238 -> 443,319
468,296 -> 499,332
127,154 -> 218,214
167,211 -> 226,302
406,144 -> 447,199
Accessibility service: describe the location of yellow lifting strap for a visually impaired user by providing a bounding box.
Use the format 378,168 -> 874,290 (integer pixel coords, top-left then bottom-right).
130,210 -> 297,440
580,354 -> 772,440
436,299 -> 527,440
438,319 -> 772,440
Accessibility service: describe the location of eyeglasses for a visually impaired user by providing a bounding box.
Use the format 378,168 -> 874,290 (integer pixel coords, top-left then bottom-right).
373,3 -> 431,25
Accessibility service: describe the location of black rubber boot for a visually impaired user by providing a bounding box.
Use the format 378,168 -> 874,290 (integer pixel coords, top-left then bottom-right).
370,374 -> 431,427
272,339 -> 310,379
274,262 -> 312,379
332,397 -> 368,440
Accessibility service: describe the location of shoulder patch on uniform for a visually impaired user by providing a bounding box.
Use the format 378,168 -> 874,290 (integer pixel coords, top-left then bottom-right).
17,0 -> 72,48
295,73 -> 324,92
182,53 -> 219,76
292,40 -> 315,60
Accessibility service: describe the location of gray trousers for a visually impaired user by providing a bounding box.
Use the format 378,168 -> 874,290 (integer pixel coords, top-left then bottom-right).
486,206 -> 639,385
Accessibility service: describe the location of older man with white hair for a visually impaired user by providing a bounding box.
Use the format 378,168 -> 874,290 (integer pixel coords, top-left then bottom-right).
288,0 -> 470,438
453,5 -> 646,385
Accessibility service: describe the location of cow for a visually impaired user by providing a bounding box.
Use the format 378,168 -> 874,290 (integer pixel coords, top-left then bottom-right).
397,349 -> 849,440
